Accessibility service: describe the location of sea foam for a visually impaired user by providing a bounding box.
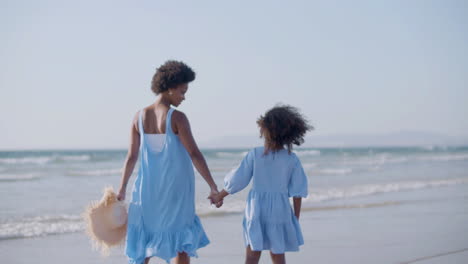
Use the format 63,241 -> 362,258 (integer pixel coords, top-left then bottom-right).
0,215 -> 84,240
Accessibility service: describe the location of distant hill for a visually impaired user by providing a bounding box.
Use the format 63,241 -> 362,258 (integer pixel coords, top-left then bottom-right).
199,131 -> 468,149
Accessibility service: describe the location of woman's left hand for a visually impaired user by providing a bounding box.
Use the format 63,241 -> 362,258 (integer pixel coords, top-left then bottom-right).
208,189 -> 223,208
117,188 -> 126,201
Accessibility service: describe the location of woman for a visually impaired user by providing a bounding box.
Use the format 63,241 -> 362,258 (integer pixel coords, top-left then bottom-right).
117,60 -> 221,264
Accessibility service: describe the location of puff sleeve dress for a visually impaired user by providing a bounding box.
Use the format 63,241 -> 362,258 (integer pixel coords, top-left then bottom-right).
224,147 -> 308,253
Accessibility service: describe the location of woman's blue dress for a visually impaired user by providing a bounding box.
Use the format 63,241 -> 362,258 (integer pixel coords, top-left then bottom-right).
125,108 -> 209,264
224,147 -> 308,253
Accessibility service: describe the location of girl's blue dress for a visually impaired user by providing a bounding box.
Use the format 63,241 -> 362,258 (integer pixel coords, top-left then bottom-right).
125,108 -> 209,264
224,147 -> 308,253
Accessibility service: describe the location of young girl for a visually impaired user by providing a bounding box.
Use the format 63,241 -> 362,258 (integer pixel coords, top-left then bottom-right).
212,105 -> 312,264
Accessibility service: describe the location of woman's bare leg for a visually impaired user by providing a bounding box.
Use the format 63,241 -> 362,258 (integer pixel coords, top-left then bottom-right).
245,246 -> 261,264
270,251 -> 286,264
175,252 -> 190,264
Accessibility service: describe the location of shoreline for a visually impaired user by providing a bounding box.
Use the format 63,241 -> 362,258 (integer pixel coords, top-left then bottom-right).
2,184 -> 467,264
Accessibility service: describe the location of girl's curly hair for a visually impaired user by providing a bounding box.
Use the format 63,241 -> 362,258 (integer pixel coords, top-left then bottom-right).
257,104 -> 313,154
151,60 -> 196,94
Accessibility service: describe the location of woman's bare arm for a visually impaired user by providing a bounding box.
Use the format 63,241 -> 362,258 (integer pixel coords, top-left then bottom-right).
173,111 -> 219,197
117,112 -> 140,201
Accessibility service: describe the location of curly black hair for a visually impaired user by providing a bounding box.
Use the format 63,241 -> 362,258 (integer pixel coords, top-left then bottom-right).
257,104 -> 313,154
151,60 -> 196,94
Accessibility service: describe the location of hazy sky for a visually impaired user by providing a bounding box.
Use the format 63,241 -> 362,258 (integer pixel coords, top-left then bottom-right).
1,0 -> 467,149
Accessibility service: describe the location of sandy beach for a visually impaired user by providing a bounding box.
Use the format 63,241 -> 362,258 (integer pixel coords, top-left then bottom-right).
2,183 -> 467,264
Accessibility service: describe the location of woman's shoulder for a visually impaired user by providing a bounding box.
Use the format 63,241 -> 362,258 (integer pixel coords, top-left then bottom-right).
171,108 -> 186,119
136,105 -> 155,122
140,104 -> 156,114
170,109 -> 189,128
133,106 -> 153,120
132,105 -> 155,133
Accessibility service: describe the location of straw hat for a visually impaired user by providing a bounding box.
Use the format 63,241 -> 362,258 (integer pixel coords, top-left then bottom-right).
83,186 -> 128,255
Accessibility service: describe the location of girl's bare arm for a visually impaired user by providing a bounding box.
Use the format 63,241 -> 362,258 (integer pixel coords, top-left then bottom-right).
293,197 -> 302,219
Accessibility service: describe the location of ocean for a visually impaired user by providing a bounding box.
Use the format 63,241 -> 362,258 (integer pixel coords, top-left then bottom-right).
1,146 -> 468,242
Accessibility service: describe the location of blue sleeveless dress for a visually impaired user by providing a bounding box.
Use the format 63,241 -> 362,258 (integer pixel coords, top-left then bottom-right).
125,108 -> 209,264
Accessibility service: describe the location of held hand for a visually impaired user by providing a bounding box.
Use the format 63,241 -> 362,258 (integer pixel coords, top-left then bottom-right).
210,194 -> 223,208
207,189 -> 224,208
117,188 -> 126,201
214,198 -> 223,208
207,189 -> 219,204
212,193 -> 224,207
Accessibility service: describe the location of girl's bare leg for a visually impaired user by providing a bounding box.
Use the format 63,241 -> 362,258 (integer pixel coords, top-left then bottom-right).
245,246 -> 261,264
175,252 -> 190,264
270,251 -> 286,264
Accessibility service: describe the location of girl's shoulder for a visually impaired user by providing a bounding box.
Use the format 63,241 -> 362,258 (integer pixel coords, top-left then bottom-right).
251,146 -> 264,155
251,147 -> 299,161
241,147 -> 261,162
